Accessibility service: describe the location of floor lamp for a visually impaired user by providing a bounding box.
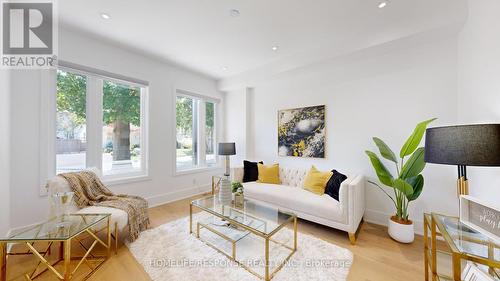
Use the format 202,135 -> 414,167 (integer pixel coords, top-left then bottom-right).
424,124 -> 500,197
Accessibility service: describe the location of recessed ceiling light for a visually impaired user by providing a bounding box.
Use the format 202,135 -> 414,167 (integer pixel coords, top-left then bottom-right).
222,66 -> 228,71
378,2 -> 388,8
271,46 -> 279,51
229,9 -> 240,17
100,13 -> 111,20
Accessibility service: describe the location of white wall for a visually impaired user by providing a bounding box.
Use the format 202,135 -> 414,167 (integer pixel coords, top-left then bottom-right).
0,70 -> 11,235
223,87 -> 255,165
457,0 -> 500,206
225,37 -> 461,232
8,28 -> 223,229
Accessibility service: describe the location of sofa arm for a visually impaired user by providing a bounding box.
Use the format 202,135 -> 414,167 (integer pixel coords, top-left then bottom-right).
231,167 -> 244,183
345,175 -> 365,233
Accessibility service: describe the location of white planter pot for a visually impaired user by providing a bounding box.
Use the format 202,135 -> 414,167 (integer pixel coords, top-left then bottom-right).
388,217 -> 414,243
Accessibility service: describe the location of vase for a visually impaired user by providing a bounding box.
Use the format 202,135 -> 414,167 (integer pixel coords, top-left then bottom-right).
51,192 -> 74,217
388,216 -> 414,243
234,193 -> 244,208
218,177 -> 232,205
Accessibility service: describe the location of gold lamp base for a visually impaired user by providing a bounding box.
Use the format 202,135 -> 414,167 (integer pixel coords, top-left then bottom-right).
457,176 -> 469,196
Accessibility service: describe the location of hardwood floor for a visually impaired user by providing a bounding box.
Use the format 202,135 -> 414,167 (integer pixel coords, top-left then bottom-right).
6,195 -> 427,281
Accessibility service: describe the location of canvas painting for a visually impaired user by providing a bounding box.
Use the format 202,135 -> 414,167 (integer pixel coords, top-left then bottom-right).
278,105 -> 326,158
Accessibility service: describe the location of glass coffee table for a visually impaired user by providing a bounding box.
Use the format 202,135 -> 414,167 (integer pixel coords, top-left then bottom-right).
0,214 -> 112,281
190,196 -> 297,281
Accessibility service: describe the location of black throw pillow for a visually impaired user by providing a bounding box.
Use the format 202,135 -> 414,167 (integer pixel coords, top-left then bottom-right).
243,160 -> 263,182
325,170 -> 348,201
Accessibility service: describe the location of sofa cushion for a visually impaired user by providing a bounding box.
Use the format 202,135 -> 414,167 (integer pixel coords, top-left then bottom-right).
325,170 -> 348,201
243,160 -> 263,182
303,165 -> 333,195
244,182 -> 344,222
257,163 -> 281,184
77,206 -> 128,232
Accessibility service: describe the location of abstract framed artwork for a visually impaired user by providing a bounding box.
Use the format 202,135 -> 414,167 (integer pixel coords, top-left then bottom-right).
278,105 -> 326,158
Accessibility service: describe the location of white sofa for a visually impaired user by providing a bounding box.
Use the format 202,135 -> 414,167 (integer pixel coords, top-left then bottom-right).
232,166 -> 365,244
46,170 -> 128,252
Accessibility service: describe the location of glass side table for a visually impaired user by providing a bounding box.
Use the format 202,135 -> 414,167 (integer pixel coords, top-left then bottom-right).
0,213 -> 112,281
424,213 -> 500,281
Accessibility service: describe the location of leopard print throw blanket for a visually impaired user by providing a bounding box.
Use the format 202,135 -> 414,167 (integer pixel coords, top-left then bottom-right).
59,170 -> 150,242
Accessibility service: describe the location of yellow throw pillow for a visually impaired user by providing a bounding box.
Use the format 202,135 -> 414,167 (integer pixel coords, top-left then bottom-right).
303,165 -> 333,195
257,163 -> 281,184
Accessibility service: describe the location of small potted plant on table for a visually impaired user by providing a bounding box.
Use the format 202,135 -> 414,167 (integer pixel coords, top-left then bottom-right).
231,182 -> 244,208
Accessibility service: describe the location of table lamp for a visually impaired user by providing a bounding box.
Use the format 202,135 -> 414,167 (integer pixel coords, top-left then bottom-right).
424,124 -> 500,196
218,142 -> 236,177
218,142 -> 236,205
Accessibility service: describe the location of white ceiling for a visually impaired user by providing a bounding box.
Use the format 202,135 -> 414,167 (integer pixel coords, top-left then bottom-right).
59,0 -> 467,80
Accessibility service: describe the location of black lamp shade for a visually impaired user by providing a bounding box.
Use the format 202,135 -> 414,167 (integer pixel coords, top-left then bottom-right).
218,143 -> 236,156
424,124 -> 500,166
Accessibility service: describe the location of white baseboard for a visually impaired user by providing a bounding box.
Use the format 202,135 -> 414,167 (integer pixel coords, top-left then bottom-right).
364,209 -> 424,236
146,184 -> 212,208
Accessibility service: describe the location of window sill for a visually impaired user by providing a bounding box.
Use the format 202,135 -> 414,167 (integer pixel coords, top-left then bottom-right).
102,173 -> 151,186
174,166 -> 222,176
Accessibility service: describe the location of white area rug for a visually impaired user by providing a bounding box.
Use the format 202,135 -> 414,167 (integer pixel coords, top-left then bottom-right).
127,215 -> 353,281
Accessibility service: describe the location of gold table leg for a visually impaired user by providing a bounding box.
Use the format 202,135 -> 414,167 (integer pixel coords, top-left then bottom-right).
424,216 -> 429,281
265,238 -> 270,281
452,253 -> 461,281
189,203 -> 193,234
63,239 -> 71,281
431,217 -> 437,278
231,241 -> 236,260
114,222 -> 118,255
107,217 -> 111,259
293,217 -> 297,251
0,243 -> 6,281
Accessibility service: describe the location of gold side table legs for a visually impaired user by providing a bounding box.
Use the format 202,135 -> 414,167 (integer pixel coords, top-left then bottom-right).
0,216 -> 112,281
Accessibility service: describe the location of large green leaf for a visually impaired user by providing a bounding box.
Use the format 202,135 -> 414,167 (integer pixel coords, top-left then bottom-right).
393,178 -> 414,197
373,137 -> 397,163
365,150 -> 394,187
399,118 -> 436,157
400,147 -> 426,179
406,175 -> 424,201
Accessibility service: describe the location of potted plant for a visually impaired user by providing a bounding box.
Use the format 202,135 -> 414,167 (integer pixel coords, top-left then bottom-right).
231,182 -> 244,208
365,118 -> 435,243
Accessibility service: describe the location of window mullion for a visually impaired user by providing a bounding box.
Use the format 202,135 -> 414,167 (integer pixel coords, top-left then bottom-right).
140,87 -> 149,176
198,100 -> 207,167
85,77 -> 103,172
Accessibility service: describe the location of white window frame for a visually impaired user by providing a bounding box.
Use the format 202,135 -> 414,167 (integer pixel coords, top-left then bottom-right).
39,62 -> 150,195
174,89 -> 219,175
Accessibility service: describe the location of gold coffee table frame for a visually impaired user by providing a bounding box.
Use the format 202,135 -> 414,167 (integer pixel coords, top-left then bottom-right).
424,213 -> 500,281
190,197 -> 297,281
0,214 -> 112,281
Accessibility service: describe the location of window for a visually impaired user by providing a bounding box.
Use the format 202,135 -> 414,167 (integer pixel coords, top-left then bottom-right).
56,70 -> 87,174
102,80 -> 143,175
52,65 -> 148,181
176,91 -> 218,172
205,101 -> 216,166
